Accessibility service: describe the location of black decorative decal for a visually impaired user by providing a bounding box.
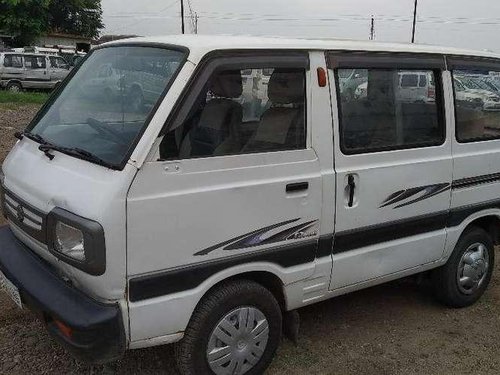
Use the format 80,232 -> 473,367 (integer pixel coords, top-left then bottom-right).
452,172 -> 500,190
380,183 -> 450,209
194,218 -> 319,256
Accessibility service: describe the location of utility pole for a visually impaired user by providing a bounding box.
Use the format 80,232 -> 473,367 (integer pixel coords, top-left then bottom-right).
411,0 -> 418,43
369,15 -> 375,40
180,0 -> 185,34
194,12 -> 199,34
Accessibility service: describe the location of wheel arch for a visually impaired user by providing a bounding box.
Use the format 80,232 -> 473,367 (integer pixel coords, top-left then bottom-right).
6,79 -> 23,88
463,214 -> 500,245
209,271 -> 287,311
445,209 -> 500,259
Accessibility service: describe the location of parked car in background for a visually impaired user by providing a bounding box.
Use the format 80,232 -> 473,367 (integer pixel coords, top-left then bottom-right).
454,75 -> 500,111
338,68 -> 367,101
0,52 -> 70,92
354,71 -> 435,103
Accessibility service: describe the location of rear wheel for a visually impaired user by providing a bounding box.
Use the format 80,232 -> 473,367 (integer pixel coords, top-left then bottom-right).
175,280 -> 282,375
433,227 -> 494,307
6,82 -> 22,93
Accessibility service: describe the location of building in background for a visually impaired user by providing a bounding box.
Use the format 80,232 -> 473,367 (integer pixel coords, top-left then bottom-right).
36,32 -> 91,53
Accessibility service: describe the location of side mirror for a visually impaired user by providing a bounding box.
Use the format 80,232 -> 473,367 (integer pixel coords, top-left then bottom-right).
354,73 -> 361,79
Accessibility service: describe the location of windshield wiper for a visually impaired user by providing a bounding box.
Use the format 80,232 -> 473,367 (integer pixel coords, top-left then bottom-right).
38,144 -> 115,169
14,131 -> 48,145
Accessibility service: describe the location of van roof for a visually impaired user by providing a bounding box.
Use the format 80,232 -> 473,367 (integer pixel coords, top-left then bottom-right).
105,34 -> 500,62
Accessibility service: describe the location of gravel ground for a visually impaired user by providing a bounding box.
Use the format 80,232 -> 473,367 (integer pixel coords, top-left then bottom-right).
1,104 -> 500,374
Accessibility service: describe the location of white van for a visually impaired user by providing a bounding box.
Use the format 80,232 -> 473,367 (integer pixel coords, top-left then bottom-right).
0,52 -> 70,91
1,36 -> 500,374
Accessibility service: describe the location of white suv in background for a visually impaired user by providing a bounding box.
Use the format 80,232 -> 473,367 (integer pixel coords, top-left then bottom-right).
0,52 -> 70,92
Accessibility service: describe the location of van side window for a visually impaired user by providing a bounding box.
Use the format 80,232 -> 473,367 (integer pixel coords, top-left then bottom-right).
401,74 -> 418,88
159,68 -> 306,160
453,70 -> 500,142
337,69 -> 444,154
4,55 -> 23,68
25,56 -> 46,69
49,56 -> 68,69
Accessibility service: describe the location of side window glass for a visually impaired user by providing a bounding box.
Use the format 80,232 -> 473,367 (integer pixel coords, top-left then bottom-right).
57,58 -> 68,69
49,56 -> 56,67
4,55 -> 23,68
25,56 -> 46,69
454,70 -> 500,142
419,74 -> 427,87
401,74 -> 418,87
159,67 -> 306,160
337,68 -> 443,153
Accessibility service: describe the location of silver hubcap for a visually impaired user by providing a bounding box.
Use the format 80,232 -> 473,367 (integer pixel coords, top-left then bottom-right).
9,85 -> 20,92
457,242 -> 489,295
207,307 -> 269,375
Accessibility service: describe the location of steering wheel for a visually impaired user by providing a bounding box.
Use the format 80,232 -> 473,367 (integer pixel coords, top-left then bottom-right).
86,118 -> 128,144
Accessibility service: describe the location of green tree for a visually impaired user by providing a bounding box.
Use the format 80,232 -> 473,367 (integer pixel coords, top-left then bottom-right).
0,0 -> 103,47
48,0 -> 104,39
0,0 -> 50,46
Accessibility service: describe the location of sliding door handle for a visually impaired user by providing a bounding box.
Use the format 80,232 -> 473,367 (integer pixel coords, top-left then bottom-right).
347,174 -> 356,207
286,182 -> 309,193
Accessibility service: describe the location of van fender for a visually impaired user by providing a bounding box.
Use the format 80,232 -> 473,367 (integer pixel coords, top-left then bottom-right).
444,207 -> 500,260
127,260 -> 315,344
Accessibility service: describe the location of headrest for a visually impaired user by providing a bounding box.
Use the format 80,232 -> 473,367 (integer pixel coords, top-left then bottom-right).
210,70 -> 242,98
268,69 -> 305,104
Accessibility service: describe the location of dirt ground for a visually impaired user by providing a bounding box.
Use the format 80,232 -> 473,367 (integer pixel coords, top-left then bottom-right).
1,105 -> 500,374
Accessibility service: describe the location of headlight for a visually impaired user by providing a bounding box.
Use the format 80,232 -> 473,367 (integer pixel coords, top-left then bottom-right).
47,208 -> 106,275
54,222 -> 85,261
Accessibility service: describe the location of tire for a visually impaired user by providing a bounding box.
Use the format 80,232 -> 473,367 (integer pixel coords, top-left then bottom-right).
175,280 -> 282,375
6,82 -> 22,93
433,226 -> 495,308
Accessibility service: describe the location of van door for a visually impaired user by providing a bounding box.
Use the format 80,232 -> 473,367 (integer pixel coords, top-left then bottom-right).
126,52 -> 324,342
49,56 -> 69,81
2,54 -> 25,84
328,52 -> 452,290
23,55 -> 50,89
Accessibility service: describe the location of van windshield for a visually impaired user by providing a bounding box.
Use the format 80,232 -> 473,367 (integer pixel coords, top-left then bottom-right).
27,46 -> 186,168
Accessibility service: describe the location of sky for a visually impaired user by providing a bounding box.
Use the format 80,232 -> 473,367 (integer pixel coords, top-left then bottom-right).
101,0 -> 500,52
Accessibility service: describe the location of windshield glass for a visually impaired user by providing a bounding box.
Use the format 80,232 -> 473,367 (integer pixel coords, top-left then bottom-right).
28,46 -> 186,168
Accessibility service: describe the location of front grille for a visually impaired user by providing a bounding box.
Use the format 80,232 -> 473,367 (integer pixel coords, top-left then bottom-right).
2,187 -> 47,244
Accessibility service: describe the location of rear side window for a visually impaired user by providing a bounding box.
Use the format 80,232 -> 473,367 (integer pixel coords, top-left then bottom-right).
453,70 -> 500,142
25,56 -> 46,69
3,55 -> 23,68
160,67 -> 306,160
337,68 -> 444,154
401,74 -> 418,87
49,56 -> 68,69
419,74 -> 427,87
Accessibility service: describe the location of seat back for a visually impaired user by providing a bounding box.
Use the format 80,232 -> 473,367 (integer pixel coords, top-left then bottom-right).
180,71 -> 243,158
243,69 -> 305,153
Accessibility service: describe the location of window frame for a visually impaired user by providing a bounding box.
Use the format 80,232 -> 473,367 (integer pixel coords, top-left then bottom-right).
327,51 -> 447,155
448,55 -> 500,144
4,54 -> 23,68
158,50 -> 310,161
24,55 -> 47,70
24,43 -> 190,171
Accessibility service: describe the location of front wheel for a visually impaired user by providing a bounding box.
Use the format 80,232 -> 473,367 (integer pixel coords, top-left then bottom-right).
175,280 -> 282,375
433,226 -> 494,307
6,82 -> 22,93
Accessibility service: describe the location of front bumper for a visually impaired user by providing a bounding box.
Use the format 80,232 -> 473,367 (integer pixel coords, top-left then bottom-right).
0,225 -> 125,364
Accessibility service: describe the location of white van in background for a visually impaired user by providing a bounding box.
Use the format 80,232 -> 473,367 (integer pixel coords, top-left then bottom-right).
1,36 -> 500,374
0,52 -> 70,91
